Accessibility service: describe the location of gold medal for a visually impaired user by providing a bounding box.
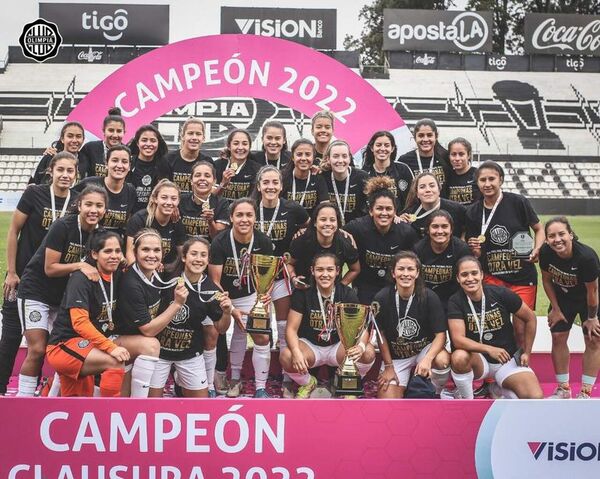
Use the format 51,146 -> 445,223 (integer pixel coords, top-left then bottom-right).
230,162 -> 238,173
201,202 -> 210,212
408,214 -> 417,223
177,276 -> 185,287
477,235 -> 486,243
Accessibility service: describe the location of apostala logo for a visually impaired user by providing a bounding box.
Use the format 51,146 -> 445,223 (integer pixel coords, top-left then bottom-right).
529,441 -> 600,461
234,18 -> 323,39
388,11 -> 489,52
19,18 -> 62,62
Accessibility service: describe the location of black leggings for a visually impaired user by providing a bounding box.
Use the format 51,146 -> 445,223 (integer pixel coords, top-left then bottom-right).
0,299 -> 23,394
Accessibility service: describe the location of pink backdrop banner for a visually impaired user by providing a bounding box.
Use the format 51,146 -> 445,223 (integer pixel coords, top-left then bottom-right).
66,34 -> 406,156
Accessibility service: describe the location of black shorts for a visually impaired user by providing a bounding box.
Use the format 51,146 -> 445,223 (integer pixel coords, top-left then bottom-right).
549,299 -> 587,333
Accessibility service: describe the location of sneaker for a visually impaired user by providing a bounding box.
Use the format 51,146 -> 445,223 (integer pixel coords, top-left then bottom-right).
254,388 -> 271,398
488,382 -> 504,400
473,381 -> 491,398
576,390 -> 591,399
310,385 -> 333,398
440,387 -> 460,400
281,381 -> 295,399
548,385 -> 571,399
208,389 -> 217,398
295,376 -> 317,399
214,371 -> 228,395
226,380 -> 243,398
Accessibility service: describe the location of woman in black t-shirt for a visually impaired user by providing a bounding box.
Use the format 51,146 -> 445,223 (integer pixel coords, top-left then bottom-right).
446,137 -> 480,205
400,171 -> 466,239
448,256 -> 542,399
414,210 -> 471,311
311,110 -> 335,165
127,124 -> 168,212
288,202 -> 360,288
179,161 -> 230,241
209,199 -> 275,398
281,139 -> 329,216
0,152 -> 79,395
250,120 -> 291,169
281,253 -> 375,398
125,179 -> 186,268
116,228 -> 189,397
158,118 -> 214,194
16,185 -> 107,397
540,217 -> 600,399
148,237 -> 233,398
374,251 -> 450,399
79,107 -> 126,178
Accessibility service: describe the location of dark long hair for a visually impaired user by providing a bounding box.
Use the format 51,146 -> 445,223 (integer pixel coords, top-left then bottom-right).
362,130 -> 397,171
403,171 -> 441,212
282,138 -> 314,186
128,124 -> 168,162
86,228 -> 123,267
167,236 -> 211,277
391,251 -> 425,299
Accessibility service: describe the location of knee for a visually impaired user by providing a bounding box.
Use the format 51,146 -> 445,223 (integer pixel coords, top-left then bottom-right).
451,349 -> 471,371
433,349 -> 451,369
520,386 -> 544,400
279,349 -> 292,370
252,334 -> 270,347
360,344 -> 376,364
551,332 -> 569,346
27,341 -> 47,360
585,336 -> 600,351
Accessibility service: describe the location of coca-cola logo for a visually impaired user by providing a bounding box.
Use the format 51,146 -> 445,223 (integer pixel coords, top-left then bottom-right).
77,49 -> 103,62
531,18 -> 600,53
414,53 -> 436,65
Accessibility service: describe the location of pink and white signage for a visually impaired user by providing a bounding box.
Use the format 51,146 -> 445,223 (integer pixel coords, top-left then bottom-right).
66,34 -> 412,160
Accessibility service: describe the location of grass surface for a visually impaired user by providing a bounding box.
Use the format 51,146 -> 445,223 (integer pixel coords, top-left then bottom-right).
0,212 -> 598,315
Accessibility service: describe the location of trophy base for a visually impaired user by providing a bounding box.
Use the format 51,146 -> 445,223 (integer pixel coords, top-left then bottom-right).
333,373 -> 363,396
245,316 -> 271,335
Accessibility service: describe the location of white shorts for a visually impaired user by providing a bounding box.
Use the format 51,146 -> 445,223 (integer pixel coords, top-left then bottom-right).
232,294 -> 257,327
149,355 -> 208,390
475,353 -> 534,388
381,343 -> 432,387
271,278 -> 291,302
300,338 -> 340,368
17,299 -> 58,332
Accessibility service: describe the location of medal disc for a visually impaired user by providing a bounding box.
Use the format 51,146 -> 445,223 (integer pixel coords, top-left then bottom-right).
233,278 -> 241,287
201,202 -> 210,211
408,214 -> 417,223
230,163 -> 238,173
477,235 -> 486,243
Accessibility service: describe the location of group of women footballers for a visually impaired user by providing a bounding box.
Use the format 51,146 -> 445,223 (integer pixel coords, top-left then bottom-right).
0,107 -> 597,400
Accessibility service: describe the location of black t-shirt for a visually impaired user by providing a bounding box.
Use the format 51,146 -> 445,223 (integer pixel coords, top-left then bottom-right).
29,153 -> 53,185
290,283 -> 359,346
465,192 -> 539,285
396,148 -> 450,191
178,193 -> 230,240
49,269 -> 121,344
539,242 -> 599,303
214,158 -> 261,202
79,140 -> 107,178
363,162 -> 414,211
249,150 -> 291,169
128,155 -> 162,212
344,216 -> 419,292
210,229 -> 274,299
156,275 -> 223,360
18,214 -> 91,305
373,286 -> 446,360
289,232 -> 359,283
446,167 -> 480,205
322,168 -> 369,224
255,199 -> 309,256
125,210 -> 186,265
281,172 -> 329,216
448,284 -> 522,364
75,176 -> 137,238
405,199 -> 466,239
15,185 -> 78,276
414,236 -> 472,308
157,150 -> 214,194
116,266 -> 162,335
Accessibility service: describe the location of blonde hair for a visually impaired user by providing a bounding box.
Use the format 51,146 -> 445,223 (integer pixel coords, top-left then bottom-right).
146,179 -> 180,227
180,117 -> 205,148
311,110 -> 335,129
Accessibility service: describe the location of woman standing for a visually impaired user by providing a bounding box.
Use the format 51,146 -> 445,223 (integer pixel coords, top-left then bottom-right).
414,210 -> 471,310
79,107 -> 126,178
446,137 -> 480,205
0,152 -> 79,395
344,176 -> 419,304
374,251 -> 450,398
361,130 -> 414,211
148,238 -> 233,398
214,129 -> 261,202
400,172 -> 466,239
311,110 -> 335,165
209,199 -> 275,398
127,124 -> 169,212
178,161 -> 230,241
540,217 -> 600,399
281,139 -> 329,217
281,253 -> 375,398
16,185 -> 107,396
250,121 -> 291,169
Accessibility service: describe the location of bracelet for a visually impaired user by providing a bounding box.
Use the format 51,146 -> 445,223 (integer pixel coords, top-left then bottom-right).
383,363 -> 394,369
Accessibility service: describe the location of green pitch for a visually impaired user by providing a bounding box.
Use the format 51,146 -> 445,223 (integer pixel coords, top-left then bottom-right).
0,212 -> 598,316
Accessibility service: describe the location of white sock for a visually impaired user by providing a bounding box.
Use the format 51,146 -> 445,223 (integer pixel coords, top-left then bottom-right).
229,323 -> 248,382
93,385 -> 101,397
17,374 -> 38,397
131,355 -> 158,398
287,371 -> 310,386
203,349 -> 217,391
451,370 -> 474,399
252,343 -> 271,390
277,320 -> 291,382
502,387 -> 519,399
48,372 -> 61,397
431,367 -> 451,394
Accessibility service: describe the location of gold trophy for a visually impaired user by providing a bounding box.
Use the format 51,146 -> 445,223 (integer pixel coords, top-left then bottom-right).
246,254 -> 281,334
334,303 -> 369,396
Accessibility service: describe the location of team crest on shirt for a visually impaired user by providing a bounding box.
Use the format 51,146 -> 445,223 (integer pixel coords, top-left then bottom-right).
171,303 -> 189,325
142,175 -> 152,186
78,339 -> 90,349
398,179 -> 409,192
29,310 -> 42,323
397,316 -> 420,340
490,225 -> 510,246
370,301 -> 380,316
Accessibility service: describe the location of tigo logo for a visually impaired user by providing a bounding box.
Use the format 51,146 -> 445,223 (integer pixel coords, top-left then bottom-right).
528,441 -> 600,461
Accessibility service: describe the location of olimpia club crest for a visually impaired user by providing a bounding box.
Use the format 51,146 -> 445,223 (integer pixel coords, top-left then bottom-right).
19,18 -> 62,62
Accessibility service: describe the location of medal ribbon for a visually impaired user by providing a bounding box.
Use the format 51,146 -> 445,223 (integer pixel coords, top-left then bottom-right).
259,199 -> 281,238
416,150 -> 435,173
230,229 -> 254,293
480,193 -> 503,237
50,187 -> 71,224
316,287 -> 335,342
98,273 -> 114,330
413,200 -> 441,220
395,291 -> 415,338
132,263 -> 179,290
292,171 -> 312,206
331,168 -> 350,223
467,293 -> 487,343
182,272 -> 221,303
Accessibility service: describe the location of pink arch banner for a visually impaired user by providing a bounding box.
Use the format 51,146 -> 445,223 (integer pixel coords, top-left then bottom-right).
66,34 -> 408,157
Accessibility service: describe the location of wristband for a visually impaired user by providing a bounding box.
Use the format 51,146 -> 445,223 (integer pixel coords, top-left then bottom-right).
383,363 -> 394,369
